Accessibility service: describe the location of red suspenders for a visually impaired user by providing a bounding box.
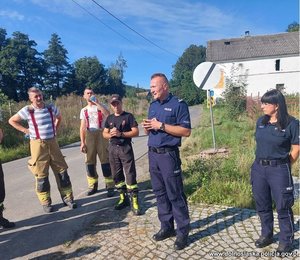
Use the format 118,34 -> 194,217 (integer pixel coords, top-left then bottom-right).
84,108 -> 103,130
28,105 -> 56,139
28,108 -> 40,140
84,109 -> 90,130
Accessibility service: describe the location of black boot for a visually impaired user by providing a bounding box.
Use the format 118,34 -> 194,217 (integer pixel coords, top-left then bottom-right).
0,205 -> 15,228
130,192 -> 141,215
86,182 -> 98,196
114,191 -> 130,210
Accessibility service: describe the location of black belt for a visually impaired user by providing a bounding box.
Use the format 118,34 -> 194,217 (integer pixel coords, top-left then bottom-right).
257,158 -> 290,166
149,146 -> 178,154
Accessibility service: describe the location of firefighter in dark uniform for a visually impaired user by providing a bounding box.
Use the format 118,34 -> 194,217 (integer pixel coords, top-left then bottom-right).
0,128 -> 15,228
251,89 -> 299,255
103,94 -> 141,215
142,73 -> 191,250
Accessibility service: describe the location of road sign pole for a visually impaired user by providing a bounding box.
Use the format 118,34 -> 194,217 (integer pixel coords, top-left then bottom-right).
208,89 -> 216,150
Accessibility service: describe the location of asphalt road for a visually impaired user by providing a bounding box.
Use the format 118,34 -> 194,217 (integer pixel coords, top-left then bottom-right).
0,105 -> 201,259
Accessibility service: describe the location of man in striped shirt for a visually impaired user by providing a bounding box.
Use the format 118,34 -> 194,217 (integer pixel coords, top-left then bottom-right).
8,87 -> 77,213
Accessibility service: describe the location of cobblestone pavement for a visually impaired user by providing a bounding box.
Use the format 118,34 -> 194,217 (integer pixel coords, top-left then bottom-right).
29,157 -> 300,260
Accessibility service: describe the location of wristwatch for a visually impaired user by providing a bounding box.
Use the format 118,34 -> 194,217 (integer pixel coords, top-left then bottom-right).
159,122 -> 165,131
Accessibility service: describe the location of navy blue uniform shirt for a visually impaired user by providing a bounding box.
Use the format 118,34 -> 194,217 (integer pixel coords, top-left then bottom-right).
255,116 -> 299,160
147,94 -> 191,148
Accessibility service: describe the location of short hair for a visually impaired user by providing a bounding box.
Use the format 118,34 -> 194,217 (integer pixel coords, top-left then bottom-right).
151,73 -> 169,84
27,87 -> 41,95
84,86 -> 93,91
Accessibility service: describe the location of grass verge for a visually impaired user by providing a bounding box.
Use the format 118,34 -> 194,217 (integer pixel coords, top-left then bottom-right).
181,104 -> 299,215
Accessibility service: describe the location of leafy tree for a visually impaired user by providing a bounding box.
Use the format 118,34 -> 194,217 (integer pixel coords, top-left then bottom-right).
286,22 -> 299,32
174,70 -> 203,105
43,33 -> 70,98
222,63 -> 248,119
106,53 -> 127,96
170,44 -> 206,105
0,31 -> 44,101
61,65 -> 78,95
0,28 -> 7,50
74,56 -> 107,95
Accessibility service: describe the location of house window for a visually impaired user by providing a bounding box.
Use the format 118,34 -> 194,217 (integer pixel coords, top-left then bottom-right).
276,84 -> 285,92
275,59 -> 280,71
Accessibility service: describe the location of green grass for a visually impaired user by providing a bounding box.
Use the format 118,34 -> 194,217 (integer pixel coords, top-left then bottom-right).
0,94 -> 149,162
181,104 -> 299,214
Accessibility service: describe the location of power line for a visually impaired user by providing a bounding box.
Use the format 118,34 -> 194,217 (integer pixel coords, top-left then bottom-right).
91,0 -> 179,58
71,0 -> 170,61
71,0 -> 132,43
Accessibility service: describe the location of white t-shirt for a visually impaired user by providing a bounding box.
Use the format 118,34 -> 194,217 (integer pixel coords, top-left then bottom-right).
80,105 -> 107,130
18,104 -> 58,140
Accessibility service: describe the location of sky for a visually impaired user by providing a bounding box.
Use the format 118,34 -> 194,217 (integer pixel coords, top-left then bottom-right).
0,0 -> 299,89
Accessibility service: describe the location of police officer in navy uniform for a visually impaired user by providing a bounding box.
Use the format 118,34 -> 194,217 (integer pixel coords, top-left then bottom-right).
251,89 -> 299,255
142,73 -> 191,250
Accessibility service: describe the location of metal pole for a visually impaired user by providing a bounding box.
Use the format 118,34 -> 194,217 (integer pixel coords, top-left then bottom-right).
208,89 -> 216,150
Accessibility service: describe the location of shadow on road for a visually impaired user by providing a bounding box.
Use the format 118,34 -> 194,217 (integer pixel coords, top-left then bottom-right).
0,180 -> 155,260
189,207 -> 257,247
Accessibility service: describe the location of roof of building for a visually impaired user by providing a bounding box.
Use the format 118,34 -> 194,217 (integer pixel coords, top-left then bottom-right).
206,31 -> 299,62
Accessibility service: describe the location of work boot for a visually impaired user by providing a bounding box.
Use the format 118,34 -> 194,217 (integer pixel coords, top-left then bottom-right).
0,217 -> 15,228
114,192 -> 130,210
43,204 -> 53,213
0,207 -> 15,228
107,188 -> 115,198
86,182 -> 98,196
63,200 -> 77,209
255,236 -> 274,248
130,193 -> 141,215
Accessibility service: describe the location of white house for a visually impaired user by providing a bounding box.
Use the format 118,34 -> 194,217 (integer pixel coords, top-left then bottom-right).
206,31 -> 300,97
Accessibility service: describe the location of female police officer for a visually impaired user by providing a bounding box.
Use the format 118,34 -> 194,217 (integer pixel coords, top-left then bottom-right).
251,89 -> 299,254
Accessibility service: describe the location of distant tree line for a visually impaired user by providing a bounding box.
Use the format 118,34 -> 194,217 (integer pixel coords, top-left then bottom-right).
0,29 -> 128,101
0,27 -> 207,105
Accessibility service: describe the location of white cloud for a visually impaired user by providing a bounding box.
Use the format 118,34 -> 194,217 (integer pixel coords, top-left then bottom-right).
27,0 -> 251,55
0,10 -> 24,20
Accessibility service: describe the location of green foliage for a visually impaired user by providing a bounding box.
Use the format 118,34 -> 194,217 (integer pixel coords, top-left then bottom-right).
222,63 -> 247,119
43,33 -> 71,98
0,28 -> 130,101
0,30 -> 45,101
171,70 -> 204,105
105,53 -> 127,96
286,21 -> 299,32
74,56 -> 107,95
0,94 -> 149,162
170,44 -> 206,105
182,102 -> 299,211
181,105 -> 256,208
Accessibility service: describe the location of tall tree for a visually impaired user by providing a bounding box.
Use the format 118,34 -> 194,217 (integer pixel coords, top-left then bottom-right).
286,21 -> 299,32
106,53 -> 127,96
74,56 -> 107,95
43,33 -> 70,98
171,44 -> 206,105
0,28 -> 7,51
0,31 -> 44,101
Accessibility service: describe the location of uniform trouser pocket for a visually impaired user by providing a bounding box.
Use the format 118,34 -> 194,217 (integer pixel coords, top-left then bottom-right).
279,188 -> 294,210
